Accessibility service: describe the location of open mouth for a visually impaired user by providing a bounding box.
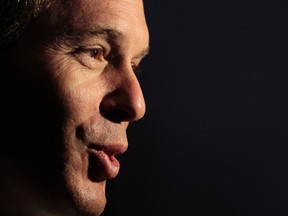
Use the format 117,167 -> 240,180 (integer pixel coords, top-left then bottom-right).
87,146 -> 121,182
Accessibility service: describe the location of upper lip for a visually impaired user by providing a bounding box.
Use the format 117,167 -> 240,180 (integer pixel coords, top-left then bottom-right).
88,143 -> 128,156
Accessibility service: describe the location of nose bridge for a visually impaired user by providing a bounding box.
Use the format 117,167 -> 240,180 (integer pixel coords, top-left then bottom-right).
118,65 -> 146,120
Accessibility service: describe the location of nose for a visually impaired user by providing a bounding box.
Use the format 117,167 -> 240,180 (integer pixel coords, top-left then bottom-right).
100,67 -> 146,123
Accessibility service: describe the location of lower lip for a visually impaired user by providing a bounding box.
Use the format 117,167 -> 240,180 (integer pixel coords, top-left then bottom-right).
87,149 -> 120,182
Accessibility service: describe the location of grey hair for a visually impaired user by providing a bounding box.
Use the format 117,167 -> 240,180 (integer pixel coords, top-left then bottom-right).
0,0 -> 54,48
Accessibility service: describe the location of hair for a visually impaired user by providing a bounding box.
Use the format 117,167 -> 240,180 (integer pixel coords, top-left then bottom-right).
0,0 -> 55,49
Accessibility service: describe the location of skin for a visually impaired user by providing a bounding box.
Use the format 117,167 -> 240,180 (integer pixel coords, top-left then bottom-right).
0,0 -> 149,215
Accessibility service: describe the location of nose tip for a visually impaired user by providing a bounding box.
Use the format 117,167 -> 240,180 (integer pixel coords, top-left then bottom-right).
100,77 -> 146,123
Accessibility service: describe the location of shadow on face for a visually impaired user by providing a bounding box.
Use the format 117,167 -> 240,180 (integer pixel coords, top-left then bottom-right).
0,0 -> 149,215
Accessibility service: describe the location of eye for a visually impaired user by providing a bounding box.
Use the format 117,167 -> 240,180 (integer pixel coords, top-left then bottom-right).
87,48 -> 105,60
73,47 -> 107,70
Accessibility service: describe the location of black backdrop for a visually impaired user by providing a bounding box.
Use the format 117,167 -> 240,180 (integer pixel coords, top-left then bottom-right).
102,1 -> 288,216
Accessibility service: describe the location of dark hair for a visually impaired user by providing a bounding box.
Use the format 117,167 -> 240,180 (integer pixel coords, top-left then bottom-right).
0,0 -> 54,48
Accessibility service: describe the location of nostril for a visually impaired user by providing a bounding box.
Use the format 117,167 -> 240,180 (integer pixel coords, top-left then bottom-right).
102,109 -> 132,123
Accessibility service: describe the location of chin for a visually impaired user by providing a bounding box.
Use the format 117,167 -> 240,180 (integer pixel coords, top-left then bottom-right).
63,151 -> 108,216
64,178 -> 108,216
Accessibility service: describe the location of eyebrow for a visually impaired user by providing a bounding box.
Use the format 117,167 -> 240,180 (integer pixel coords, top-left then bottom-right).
87,27 -> 123,39
63,26 -> 124,43
63,26 -> 150,58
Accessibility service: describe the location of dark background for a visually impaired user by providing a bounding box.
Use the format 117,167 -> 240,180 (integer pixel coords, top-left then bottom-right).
103,1 -> 288,216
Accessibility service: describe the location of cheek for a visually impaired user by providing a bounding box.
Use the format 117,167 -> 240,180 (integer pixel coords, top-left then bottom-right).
45,56 -> 106,119
60,78 -> 108,123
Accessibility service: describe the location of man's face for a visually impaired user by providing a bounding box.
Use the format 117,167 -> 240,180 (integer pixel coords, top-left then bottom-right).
1,0 -> 149,215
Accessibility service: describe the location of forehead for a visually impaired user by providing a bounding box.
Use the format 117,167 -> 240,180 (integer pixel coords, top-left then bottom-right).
50,0 -> 148,41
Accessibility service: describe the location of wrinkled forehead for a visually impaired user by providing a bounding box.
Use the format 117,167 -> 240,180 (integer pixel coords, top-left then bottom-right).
47,0 -> 147,34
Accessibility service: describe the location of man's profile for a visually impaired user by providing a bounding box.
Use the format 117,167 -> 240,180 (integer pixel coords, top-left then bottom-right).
0,0 -> 149,215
